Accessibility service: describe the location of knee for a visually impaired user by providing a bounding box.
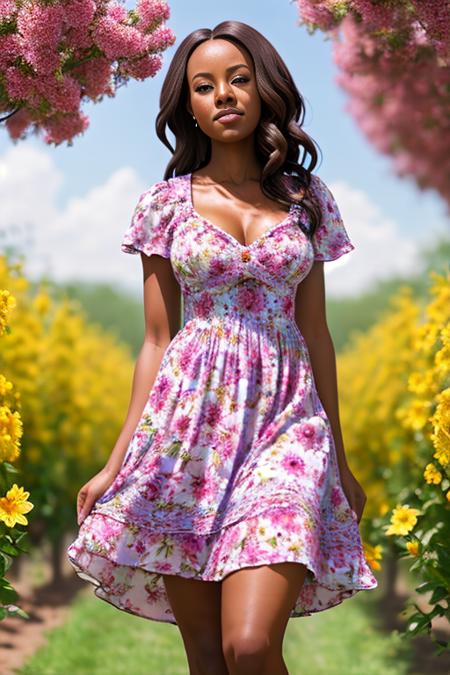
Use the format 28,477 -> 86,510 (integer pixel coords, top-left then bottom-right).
186,635 -> 228,675
222,631 -> 271,675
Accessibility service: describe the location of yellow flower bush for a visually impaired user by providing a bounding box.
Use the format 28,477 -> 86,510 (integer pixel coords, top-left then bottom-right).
0,252 -> 134,619
0,255 -> 133,497
0,262 -> 33,621
393,271 -> 450,642
339,269 -> 450,646
339,287 -> 420,521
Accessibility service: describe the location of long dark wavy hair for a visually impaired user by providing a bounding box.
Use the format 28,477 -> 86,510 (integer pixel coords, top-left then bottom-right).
155,20 -> 323,237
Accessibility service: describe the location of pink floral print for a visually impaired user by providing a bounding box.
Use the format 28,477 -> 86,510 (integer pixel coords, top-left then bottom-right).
67,172 -> 377,625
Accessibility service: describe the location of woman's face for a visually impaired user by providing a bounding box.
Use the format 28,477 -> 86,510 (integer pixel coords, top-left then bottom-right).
186,38 -> 261,143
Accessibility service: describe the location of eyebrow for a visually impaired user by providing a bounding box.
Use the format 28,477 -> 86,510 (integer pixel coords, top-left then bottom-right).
191,63 -> 249,82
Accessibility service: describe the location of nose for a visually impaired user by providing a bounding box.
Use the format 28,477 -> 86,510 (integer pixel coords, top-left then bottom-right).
215,80 -> 236,106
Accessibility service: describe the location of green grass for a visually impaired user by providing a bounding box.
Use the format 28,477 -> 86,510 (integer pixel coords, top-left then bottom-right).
18,588 -> 189,675
283,590 -> 411,675
18,584 -> 412,675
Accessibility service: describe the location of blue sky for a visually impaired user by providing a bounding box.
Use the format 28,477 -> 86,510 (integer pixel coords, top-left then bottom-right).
0,0 -> 448,296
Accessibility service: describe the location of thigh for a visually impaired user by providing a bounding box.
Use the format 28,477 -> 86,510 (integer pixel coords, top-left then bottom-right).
221,562 -> 308,648
162,574 -> 227,674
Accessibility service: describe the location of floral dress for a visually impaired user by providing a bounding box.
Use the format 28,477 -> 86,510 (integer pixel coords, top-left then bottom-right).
66,172 -> 378,625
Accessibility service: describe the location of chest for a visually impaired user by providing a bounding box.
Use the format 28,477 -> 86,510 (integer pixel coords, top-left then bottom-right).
191,188 -> 292,248
169,205 -> 315,293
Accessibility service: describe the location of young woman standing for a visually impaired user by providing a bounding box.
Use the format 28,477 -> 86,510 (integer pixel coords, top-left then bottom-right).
68,20 -> 377,675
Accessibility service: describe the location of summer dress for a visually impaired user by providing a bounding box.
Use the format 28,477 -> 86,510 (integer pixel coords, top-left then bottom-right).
67,172 -> 378,624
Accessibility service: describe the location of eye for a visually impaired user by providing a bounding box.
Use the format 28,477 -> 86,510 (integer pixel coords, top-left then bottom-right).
232,76 -> 249,84
194,75 -> 249,94
195,84 -> 212,93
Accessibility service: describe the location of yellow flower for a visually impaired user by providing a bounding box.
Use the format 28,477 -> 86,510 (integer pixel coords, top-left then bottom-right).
406,540 -> 420,556
385,504 -> 421,536
447,490 -> 450,502
363,543 -> 383,571
0,405 -> 23,462
433,445 -> 450,468
423,463 -> 442,484
0,374 -> 13,398
0,483 -> 34,527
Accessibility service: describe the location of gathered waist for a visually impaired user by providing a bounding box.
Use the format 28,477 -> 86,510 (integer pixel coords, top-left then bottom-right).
183,280 -> 297,328
180,312 -> 307,349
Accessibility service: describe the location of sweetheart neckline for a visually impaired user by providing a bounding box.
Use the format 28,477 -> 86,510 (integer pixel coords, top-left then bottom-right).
185,172 -> 296,250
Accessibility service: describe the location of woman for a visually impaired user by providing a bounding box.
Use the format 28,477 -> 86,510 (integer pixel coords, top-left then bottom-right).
67,20 -> 378,675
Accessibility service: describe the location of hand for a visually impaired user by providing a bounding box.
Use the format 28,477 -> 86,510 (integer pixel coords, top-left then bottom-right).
76,467 -> 117,526
338,464 -> 367,524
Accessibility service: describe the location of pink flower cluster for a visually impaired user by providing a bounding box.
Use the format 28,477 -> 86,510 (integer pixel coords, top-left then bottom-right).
296,1 -> 450,208
0,0 -> 175,145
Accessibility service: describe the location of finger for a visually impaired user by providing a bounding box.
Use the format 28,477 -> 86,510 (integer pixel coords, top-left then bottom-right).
78,495 -> 94,525
77,491 -> 88,521
76,492 -> 85,517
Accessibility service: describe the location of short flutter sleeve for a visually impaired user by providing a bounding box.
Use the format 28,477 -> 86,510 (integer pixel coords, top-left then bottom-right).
121,180 -> 175,259
309,174 -> 355,261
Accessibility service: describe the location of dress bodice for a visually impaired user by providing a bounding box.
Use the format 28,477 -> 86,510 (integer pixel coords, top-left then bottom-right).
121,172 -> 355,331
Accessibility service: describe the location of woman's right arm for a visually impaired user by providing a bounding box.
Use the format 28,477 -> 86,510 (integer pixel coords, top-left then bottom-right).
103,252 -> 182,476
76,253 -> 181,523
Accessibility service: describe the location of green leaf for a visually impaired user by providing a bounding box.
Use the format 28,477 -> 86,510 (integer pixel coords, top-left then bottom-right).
406,608 -> 432,636
14,536 -> 31,553
2,462 -> 20,474
415,581 -> 437,595
0,585 -> 19,604
0,551 -> 13,574
430,586 -> 449,604
0,540 -> 21,556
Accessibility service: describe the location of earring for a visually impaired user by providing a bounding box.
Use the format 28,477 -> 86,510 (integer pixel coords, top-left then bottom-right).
192,115 -> 198,128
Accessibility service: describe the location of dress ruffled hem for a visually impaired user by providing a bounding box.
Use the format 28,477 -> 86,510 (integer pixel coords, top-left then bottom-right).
67,505 -> 378,625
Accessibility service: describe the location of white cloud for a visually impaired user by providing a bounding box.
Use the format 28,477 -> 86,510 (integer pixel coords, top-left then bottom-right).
325,181 -> 424,297
0,143 -> 146,291
0,144 -> 439,299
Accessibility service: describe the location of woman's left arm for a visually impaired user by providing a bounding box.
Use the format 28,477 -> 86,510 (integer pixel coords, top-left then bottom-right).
295,261 -> 366,520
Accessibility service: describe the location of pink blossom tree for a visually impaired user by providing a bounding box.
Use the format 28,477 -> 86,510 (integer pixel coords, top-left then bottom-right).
0,0 -> 175,145
295,1 -> 450,208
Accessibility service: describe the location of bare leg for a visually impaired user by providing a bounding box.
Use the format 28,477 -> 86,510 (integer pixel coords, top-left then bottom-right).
221,562 -> 308,675
162,574 -> 228,675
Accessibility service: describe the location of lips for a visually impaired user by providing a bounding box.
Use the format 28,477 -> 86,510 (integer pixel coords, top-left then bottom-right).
214,108 -> 243,120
